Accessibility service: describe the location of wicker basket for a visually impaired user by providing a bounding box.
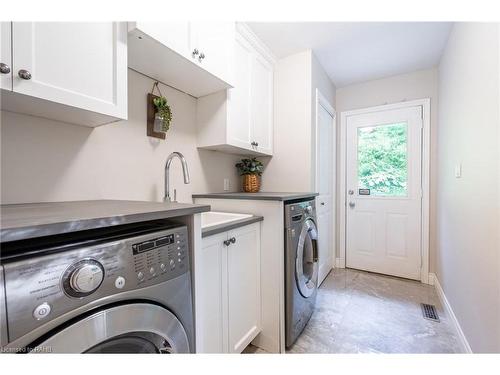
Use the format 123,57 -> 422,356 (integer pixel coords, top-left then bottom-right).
242,174 -> 261,193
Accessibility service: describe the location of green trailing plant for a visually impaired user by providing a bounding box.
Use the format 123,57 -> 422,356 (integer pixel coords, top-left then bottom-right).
235,157 -> 264,176
153,96 -> 173,132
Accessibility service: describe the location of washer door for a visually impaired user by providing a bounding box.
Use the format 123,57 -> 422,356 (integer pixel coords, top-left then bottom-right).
295,219 -> 319,298
33,303 -> 190,353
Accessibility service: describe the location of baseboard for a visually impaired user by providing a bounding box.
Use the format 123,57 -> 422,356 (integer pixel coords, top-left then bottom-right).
429,273 -> 473,353
335,258 -> 344,268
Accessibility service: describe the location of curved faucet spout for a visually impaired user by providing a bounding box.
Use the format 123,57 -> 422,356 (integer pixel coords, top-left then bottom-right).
165,152 -> 190,202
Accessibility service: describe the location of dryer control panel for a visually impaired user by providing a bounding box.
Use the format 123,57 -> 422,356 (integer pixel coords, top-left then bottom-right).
2,225 -> 189,344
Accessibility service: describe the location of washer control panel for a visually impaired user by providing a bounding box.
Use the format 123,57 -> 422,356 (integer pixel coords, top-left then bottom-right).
2,225 -> 189,344
131,231 -> 188,284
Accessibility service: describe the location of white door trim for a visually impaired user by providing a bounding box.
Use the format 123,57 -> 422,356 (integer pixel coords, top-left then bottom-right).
314,89 -> 336,276
314,88 -> 336,190
339,98 -> 431,284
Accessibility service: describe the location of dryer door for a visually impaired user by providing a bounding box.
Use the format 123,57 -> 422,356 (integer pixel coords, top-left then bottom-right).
295,219 -> 319,298
32,303 -> 190,353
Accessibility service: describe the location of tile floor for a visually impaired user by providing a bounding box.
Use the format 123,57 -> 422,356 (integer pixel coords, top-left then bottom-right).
245,268 -> 462,354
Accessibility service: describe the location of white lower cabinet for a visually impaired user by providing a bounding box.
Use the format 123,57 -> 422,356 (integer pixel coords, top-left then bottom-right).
195,222 -> 261,353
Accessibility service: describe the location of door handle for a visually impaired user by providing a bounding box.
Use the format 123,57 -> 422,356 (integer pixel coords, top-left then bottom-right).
349,201 -> 355,208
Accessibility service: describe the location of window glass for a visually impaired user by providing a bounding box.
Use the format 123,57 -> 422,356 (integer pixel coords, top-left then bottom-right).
357,123 -> 408,197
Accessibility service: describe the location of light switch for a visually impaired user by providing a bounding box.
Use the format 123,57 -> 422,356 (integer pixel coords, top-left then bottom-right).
223,178 -> 230,191
455,163 -> 462,178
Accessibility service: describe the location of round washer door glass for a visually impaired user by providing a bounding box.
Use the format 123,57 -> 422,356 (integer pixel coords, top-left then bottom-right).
85,332 -> 173,354
32,303 -> 190,353
295,219 -> 319,298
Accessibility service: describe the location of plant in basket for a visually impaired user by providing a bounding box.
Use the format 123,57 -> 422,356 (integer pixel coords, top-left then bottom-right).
235,157 -> 264,193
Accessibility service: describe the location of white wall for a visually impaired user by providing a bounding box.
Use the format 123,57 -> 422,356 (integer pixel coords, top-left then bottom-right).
436,23 -> 500,353
262,50 -> 335,192
335,68 -> 439,265
0,69 -> 243,204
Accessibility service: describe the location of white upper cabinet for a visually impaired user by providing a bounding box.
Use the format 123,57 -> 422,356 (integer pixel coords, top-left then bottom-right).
128,22 -> 234,98
133,22 -> 191,59
250,53 -> 274,155
197,23 -> 275,156
0,22 -> 128,127
190,21 -> 233,83
0,22 -> 12,90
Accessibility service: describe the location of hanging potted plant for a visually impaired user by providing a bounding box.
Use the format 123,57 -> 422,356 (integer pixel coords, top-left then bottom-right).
235,157 -> 264,193
153,95 -> 172,133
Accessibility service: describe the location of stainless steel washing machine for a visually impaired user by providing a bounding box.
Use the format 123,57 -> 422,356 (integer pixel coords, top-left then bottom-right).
285,198 -> 319,348
0,221 -> 194,353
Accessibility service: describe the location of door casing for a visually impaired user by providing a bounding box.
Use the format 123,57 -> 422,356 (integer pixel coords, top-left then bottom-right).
338,99 -> 431,284
314,89 -> 336,285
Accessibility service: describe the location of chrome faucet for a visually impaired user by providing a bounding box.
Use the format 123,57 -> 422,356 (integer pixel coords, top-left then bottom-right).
164,152 -> 190,202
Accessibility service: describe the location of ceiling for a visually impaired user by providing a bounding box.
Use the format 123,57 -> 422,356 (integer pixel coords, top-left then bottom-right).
247,22 -> 453,88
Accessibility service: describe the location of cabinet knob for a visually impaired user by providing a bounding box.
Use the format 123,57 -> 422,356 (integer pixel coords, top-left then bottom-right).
192,48 -> 199,58
230,237 -> 236,244
251,141 -> 259,147
18,69 -> 32,80
198,52 -> 205,62
223,239 -> 231,246
0,63 -> 10,74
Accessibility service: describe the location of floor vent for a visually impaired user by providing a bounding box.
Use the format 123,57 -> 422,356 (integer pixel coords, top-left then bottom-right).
421,303 -> 440,322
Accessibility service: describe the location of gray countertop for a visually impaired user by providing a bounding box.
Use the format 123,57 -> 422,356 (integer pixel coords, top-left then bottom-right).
202,215 -> 263,238
192,192 -> 318,201
0,200 -> 210,243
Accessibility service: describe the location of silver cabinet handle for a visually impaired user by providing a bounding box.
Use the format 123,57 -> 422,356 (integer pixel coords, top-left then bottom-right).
0,63 -> 10,74
349,201 -> 355,208
192,48 -> 199,58
230,237 -> 236,244
198,52 -> 205,62
18,69 -> 32,80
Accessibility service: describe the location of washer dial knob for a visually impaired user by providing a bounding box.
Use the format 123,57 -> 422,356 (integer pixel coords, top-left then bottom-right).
64,259 -> 104,297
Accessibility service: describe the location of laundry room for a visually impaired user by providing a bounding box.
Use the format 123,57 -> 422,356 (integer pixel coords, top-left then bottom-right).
0,1 -> 499,374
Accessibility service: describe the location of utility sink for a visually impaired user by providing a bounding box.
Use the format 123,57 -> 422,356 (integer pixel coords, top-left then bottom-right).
201,211 -> 253,229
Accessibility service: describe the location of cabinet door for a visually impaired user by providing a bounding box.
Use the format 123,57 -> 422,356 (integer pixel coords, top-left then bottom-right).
227,223 -> 261,353
190,22 -> 234,84
0,22 -> 12,90
195,232 -> 228,353
250,54 -> 274,155
133,22 -> 190,59
227,33 -> 253,150
12,22 -> 127,119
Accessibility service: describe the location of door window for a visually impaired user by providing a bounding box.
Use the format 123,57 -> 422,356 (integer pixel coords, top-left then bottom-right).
357,122 -> 408,197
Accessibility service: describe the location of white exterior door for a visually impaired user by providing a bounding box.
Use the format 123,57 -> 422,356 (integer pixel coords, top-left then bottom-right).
11,22 -> 127,119
0,22 -> 12,90
346,106 -> 423,280
315,96 -> 336,285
